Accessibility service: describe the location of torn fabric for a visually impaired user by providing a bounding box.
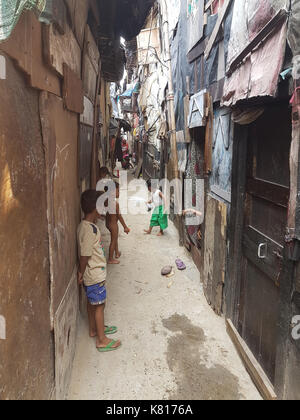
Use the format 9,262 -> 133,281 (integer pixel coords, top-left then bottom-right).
0,0 -> 45,42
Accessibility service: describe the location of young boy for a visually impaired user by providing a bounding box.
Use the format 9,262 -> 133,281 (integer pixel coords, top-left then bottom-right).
99,166 -> 111,181
77,189 -> 121,352
106,182 -> 130,264
144,180 -> 168,236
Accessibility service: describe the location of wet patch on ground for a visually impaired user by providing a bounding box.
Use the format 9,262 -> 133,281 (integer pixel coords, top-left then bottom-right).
162,314 -> 243,400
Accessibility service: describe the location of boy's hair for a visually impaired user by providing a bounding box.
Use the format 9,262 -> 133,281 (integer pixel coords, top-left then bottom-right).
146,179 -> 162,192
81,190 -> 102,215
99,167 -> 110,178
146,179 -> 152,190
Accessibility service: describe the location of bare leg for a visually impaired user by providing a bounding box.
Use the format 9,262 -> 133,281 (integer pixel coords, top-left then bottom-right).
115,227 -> 121,259
157,229 -> 164,237
108,226 -> 120,264
95,304 -> 121,349
87,302 -> 97,337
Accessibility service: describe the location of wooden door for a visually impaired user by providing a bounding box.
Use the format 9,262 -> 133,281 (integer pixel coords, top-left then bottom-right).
238,105 -> 291,384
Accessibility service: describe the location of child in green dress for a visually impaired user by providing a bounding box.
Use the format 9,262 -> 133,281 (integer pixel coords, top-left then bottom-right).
144,180 -> 168,236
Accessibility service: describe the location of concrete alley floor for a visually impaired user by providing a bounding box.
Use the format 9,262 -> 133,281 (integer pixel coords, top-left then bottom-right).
68,176 -> 261,401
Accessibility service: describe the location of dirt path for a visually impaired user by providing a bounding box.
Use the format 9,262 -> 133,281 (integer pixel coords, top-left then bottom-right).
68,179 -> 261,400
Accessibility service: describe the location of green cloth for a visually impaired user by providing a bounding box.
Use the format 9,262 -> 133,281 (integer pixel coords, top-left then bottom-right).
150,206 -> 168,231
0,0 -> 46,42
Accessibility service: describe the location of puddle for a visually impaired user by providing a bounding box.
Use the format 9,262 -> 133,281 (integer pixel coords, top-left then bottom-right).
162,314 -> 243,400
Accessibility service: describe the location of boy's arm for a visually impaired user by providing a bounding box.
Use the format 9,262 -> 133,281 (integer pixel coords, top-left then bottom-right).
116,202 -> 130,234
159,191 -> 167,208
78,256 -> 89,285
183,209 -> 203,217
78,226 -> 94,285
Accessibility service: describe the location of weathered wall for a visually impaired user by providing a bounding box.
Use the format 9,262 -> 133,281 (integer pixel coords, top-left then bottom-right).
0,9 -> 86,400
40,92 -> 80,316
0,53 -> 55,400
203,195 -> 227,316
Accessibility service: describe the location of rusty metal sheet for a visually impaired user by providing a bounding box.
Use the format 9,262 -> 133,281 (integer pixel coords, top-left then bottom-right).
84,25 -> 100,73
0,53 -> 54,399
0,11 -> 60,96
54,269 -> 78,400
39,92 -> 80,315
223,0 -> 288,106
79,124 -> 93,182
82,53 -> 97,104
41,0 -> 66,34
43,19 -> 81,77
63,63 -> 84,114
65,0 -> 89,48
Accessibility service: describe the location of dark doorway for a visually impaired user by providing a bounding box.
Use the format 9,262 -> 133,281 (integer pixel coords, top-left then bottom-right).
237,104 -> 292,384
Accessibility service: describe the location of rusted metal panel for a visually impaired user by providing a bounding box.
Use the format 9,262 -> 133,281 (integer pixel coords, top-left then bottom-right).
79,124 -> 93,183
84,25 -> 100,73
65,0 -> 89,48
82,53 -> 97,104
43,20 -> 81,78
41,0 -> 67,34
63,63 -> 84,114
54,268 -> 78,400
0,53 -> 54,399
223,0 -> 288,106
0,11 -> 60,96
39,92 -> 80,315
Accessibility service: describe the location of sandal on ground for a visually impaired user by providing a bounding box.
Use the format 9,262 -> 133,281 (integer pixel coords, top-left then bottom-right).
175,259 -> 186,271
105,326 -> 118,335
97,340 -> 122,353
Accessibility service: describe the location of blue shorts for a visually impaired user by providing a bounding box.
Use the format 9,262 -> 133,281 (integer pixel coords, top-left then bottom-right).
84,283 -> 107,306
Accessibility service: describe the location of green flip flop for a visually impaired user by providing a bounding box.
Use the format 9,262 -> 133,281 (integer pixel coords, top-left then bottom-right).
97,340 -> 122,353
105,326 -> 118,335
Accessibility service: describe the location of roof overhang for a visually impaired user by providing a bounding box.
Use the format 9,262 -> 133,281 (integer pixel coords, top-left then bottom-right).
95,0 -> 155,82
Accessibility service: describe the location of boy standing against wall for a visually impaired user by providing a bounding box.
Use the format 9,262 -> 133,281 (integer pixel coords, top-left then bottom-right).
77,190 -> 121,352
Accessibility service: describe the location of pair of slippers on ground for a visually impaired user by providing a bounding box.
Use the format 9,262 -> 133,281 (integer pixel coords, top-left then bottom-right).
161,259 -> 186,276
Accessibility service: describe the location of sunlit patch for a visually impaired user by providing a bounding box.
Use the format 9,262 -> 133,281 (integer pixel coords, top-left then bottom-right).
0,163 -> 18,215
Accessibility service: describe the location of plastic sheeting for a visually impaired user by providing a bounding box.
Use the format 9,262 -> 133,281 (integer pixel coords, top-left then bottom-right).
171,0 -> 194,132
171,0 -> 234,130
288,0 -> 300,56
223,0 -> 288,106
0,0 -> 45,41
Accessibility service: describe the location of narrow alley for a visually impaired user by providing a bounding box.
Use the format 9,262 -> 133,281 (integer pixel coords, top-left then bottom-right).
68,174 -> 260,401
1,0 -> 300,402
